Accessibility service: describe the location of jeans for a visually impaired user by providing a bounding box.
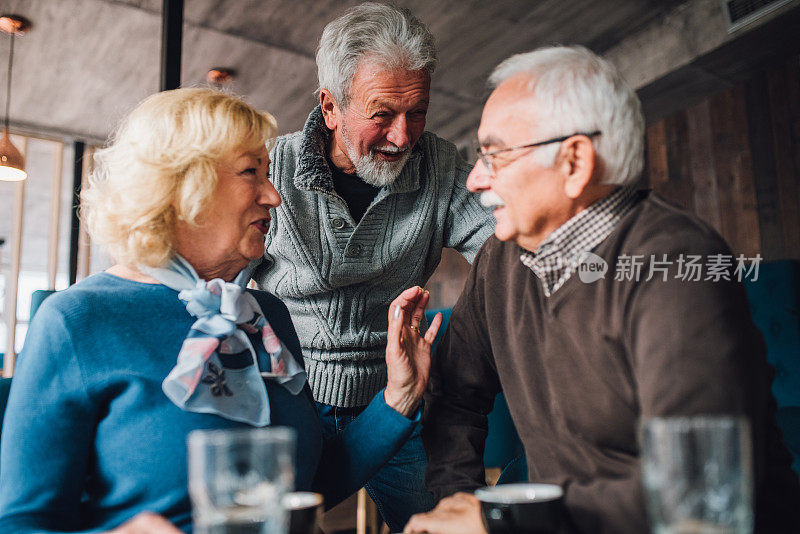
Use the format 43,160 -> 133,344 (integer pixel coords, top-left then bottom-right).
316,401 -> 435,532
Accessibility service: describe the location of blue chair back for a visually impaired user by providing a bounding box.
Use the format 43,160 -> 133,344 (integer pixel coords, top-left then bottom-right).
744,260 -> 800,475
0,377 -> 11,443
2,288 -> 54,448
30,289 -> 57,321
497,454 -> 528,485
744,260 -> 800,407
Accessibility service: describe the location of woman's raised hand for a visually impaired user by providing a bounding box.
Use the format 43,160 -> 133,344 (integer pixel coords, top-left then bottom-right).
384,286 -> 443,417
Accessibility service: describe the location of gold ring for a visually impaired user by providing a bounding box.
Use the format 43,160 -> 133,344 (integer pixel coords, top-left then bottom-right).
409,325 -> 420,334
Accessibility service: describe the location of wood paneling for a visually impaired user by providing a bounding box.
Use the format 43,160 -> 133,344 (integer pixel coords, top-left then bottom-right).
663,111 -> 695,211
747,71 -> 783,259
711,86 -> 761,257
645,122 -> 669,188
686,100 -> 722,233
643,55 -> 800,260
768,58 -> 800,258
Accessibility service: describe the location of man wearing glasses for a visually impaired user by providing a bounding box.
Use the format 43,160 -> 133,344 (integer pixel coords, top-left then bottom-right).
407,45 -> 800,533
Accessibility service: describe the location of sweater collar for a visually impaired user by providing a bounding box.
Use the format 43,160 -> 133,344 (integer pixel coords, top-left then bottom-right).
293,106 -> 422,195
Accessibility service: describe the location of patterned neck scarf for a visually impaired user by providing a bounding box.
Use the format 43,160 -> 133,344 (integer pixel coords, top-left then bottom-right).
143,255 -> 306,426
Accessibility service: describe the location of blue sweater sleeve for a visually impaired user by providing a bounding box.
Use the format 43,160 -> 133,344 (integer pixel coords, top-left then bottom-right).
312,390 -> 420,507
0,302 -> 97,533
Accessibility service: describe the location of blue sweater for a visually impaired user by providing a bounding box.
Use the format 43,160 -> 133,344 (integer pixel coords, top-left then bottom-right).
0,274 -> 417,533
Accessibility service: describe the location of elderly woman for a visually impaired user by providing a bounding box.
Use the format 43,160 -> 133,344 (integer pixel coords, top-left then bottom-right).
0,88 -> 441,534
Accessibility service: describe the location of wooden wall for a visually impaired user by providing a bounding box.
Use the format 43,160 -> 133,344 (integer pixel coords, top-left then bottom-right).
643,55 -> 800,260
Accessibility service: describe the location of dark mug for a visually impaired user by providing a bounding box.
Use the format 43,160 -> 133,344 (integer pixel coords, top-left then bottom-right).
282,491 -> 323,534
475,483 -> 564,534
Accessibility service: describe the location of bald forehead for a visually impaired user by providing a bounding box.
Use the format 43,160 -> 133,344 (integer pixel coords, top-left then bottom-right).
479,76 -> 540,146
487,74 -> 538,113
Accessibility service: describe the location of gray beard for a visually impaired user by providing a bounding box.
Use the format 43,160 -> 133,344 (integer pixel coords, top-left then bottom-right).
341,124 -> 410,187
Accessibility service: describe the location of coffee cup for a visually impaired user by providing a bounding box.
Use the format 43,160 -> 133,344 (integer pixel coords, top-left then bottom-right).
282,491 -> 323,534
475,483 -> 564,534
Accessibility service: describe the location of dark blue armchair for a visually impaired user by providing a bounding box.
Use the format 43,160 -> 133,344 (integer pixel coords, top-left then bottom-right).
744,260 -> 800,475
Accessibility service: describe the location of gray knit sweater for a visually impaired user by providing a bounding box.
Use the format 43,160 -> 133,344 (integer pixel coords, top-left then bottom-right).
254,107 -> 494,407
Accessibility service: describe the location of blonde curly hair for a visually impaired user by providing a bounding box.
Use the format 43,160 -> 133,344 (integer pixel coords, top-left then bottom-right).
81,88 -> 277,268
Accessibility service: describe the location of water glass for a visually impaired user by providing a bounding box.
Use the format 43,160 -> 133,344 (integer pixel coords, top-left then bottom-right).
640,416 -> 753,534
188,427 -> 296,534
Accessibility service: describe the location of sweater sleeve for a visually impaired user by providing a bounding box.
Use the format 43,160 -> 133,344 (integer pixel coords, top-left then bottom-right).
422,247 -> 502,501
0,302 -> 97,534
442,155 -> 495,263
312,389 -> 419,507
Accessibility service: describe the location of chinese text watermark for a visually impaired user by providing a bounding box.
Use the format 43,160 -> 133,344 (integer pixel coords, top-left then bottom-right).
576,253 -> 761,283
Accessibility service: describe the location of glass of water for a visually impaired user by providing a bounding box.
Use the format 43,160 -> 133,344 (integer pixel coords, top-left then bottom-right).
640,416 -> 753,534
188,427 -> 296,534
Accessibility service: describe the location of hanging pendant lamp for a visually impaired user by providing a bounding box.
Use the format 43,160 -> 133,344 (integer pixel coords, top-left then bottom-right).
206,67 -> 236,86
0,14 -> 30,182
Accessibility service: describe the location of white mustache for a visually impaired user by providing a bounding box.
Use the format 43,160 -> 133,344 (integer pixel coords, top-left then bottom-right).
479,191 -> 505,208
373,145 -> 407,155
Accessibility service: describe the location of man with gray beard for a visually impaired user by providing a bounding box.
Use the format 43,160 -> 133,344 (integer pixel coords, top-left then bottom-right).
252,3 -> 494,530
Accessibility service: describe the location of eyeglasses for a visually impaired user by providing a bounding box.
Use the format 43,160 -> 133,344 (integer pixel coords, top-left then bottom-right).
475,131 -> 601,175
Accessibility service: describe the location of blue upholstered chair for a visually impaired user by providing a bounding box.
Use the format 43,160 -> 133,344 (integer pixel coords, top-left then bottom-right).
29,289 -> 57,321
743,260 -> 800,475
0,289 -> 55,446
0,377 -> 11,443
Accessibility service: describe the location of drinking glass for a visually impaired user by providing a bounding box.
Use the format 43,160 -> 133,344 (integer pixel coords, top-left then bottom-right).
188,427 -> 296,534
640,416 -> 753,534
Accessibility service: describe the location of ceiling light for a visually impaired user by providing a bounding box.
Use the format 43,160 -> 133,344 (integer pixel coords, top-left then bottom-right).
206,67 -> 236,86
0,14 -> 30,182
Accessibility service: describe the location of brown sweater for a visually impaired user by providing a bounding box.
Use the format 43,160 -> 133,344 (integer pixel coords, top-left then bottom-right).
422,192 -> 800,533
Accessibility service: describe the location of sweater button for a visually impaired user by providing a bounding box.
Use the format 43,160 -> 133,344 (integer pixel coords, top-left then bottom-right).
331,217 -> 346,230
345,243 -> 362,257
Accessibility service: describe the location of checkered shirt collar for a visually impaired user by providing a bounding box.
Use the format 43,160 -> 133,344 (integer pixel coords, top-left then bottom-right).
520,186 -> 638,297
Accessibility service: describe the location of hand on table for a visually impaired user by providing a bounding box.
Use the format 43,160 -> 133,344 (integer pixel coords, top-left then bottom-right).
404,492 -> 486,534
107,512 -> 182,533
384,286 -> 443,417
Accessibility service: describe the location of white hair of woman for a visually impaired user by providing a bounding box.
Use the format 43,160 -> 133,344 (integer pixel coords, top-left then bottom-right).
489,45 -> 645,187
316,2 -> 438,108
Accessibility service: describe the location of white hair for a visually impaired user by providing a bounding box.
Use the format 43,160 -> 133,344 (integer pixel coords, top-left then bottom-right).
316,2 -> 437,108
489,45 -> 645,186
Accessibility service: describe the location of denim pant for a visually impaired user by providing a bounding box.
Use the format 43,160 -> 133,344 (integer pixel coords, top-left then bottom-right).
316,401 -> 435,532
